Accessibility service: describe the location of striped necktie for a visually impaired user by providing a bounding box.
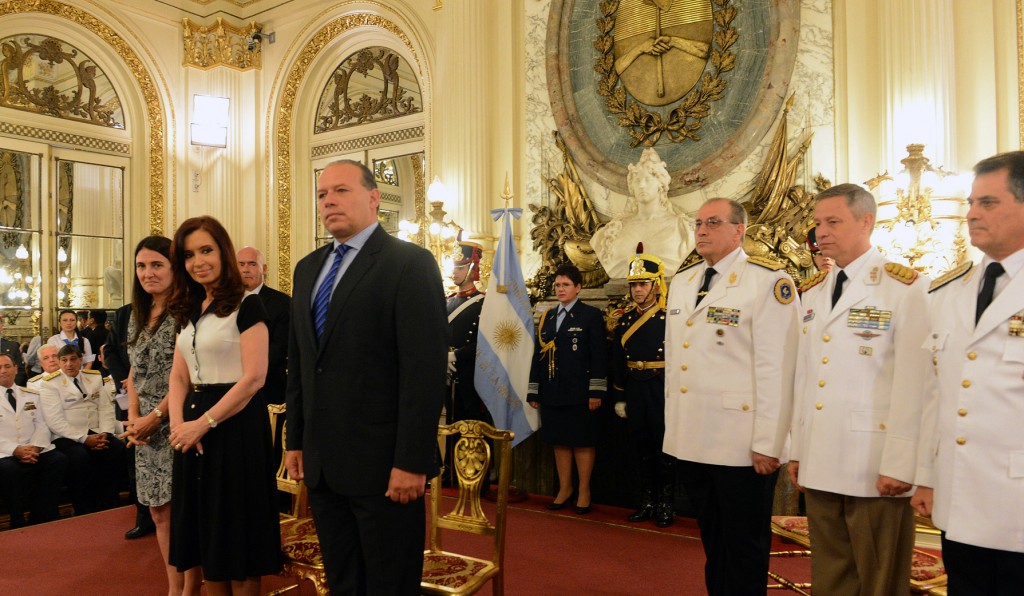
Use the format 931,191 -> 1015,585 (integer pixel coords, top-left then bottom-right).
313,244 -> 350,341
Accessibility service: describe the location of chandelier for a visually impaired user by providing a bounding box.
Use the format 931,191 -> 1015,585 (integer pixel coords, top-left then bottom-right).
397,176 -> 462,277
866,144 -> 971,277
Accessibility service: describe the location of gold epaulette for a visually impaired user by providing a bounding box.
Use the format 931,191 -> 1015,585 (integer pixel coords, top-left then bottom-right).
799,269 -> 828,293
82,369 -> 101,375
22,387 -> 39,394
676,252 -> 704,273
929,261 -> 973,293
28,373 -> 43,383
42,371 -> 61,381
884,262 -> 919,285
747,255 -> 786,271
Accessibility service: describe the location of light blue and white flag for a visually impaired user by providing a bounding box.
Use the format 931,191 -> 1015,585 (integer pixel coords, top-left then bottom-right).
474,207 -> 539,447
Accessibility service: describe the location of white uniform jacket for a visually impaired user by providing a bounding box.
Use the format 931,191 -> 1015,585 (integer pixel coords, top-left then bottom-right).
0,385 -> 55,457
917,261 -> 1024,553
791,250 -> 931,497
38,370 -> 115,442
663,250 -> 800,466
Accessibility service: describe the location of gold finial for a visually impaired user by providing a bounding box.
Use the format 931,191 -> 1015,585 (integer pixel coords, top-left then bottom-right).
502,172 -> 513,208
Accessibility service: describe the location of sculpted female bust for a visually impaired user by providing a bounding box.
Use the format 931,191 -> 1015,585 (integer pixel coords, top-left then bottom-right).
591,149 -> 695,278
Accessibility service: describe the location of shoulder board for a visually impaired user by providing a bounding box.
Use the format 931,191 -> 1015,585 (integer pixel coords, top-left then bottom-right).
747,255 -> 786,271
884,262 -> 919,285
676,252 -> 704,273
799,269 -> 829,293
82,369 -> 101,375
929,261 -> 973,293
28,373 -> 43,383
22,387 -> 39,395
43,371 -> 61,381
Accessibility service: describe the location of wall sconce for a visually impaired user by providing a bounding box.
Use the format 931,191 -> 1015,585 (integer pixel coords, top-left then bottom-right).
399,176 -> 462,277
190,95 -> 229,148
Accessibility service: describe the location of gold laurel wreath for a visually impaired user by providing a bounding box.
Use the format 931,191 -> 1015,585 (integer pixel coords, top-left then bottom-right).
594,0 -> 737,147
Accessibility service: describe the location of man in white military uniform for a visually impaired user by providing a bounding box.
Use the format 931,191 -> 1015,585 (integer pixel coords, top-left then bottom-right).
664,198 -> 800,595
26,343 -> 60,390
38,344 -> 124,515
912,151 -> 1024,593
789,183 -> 931,595
0,353 -> 68,528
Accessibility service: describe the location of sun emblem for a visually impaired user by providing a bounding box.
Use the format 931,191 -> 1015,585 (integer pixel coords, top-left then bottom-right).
492,320 -> 523,353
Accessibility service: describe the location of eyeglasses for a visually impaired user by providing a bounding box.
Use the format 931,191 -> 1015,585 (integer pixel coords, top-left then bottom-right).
692,217 -> 737,230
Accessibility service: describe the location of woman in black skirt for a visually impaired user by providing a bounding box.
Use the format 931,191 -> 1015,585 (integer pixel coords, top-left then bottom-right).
166,216 -> 281,595
527,264 -> 608,514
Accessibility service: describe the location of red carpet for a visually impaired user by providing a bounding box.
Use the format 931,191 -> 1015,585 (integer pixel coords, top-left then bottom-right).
0,499 -> 811,595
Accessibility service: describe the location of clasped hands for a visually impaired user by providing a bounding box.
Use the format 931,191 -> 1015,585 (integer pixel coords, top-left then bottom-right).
284,450 -> 426,504
168,419 -> 209,454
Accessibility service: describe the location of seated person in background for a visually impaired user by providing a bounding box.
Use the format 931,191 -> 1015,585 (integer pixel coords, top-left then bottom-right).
0,353 -> 68,528
47,310 -> 95,371
27,344 -> 61,390
38,345 -> 124,515
84,310 -> 109,377
24,335 -> 43,376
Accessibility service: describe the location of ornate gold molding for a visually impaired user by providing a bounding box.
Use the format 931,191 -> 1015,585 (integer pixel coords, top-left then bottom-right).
1018,0 -> 1023,145
272,10 -> 423,293
183,17 -> 262,71
0,121 -> 129,154
310,125 -> 424,158
0,0 -> 166,235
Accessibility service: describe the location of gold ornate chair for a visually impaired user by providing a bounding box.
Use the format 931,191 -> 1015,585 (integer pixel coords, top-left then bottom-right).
266,404 -> 326,596
421,420 -> 514,596
767,515 -> 948,594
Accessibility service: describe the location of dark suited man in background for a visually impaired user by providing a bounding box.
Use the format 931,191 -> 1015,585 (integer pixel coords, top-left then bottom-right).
285,159 -> 447,595
238,245 -> 291,406
0,320 -> 28,386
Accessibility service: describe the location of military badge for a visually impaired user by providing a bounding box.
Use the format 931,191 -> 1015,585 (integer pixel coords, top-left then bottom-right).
803,309 -> 815,323
1010,312 -> 1024,337
774,279 -> 795,304
23,402 -> 36,410
707,307 -> 740,327
858,346 -> 873,356
848,306 -> 892,331
729,272 -> 738,285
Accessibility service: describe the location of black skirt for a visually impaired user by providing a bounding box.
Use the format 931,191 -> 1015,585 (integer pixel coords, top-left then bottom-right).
169,386 -> 282,581
539,402 -> 601,447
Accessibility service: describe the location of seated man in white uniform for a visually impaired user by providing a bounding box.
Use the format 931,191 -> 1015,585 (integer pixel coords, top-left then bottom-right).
27,344 -> 61,390
38,345 -> 124,515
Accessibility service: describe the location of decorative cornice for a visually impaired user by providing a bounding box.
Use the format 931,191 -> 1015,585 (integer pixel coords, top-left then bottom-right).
0,0 -> 167,235
273,11 -> 423,293
0,120 -> 130,154
182,17 -> 262,71
310,125 -> 424,158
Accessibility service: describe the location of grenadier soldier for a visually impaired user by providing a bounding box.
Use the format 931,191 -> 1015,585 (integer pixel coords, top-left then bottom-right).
446,240 -> 489,424
0,353 -> 69,528
38,344 -> 125,515
611,244 -> 674,527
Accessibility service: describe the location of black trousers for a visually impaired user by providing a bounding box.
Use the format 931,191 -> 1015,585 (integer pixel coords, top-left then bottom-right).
677,460 -> 778,596
53,435 -> 126,514
309,474 -> 425,596
0,450 -> 68,527
942,533 -> 1024,596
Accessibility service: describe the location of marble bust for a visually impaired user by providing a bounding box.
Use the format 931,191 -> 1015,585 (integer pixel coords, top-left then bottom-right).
591,148 -> 694,278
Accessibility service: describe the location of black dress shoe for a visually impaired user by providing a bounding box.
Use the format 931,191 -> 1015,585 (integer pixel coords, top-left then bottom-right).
627,503 -> 655,523
546,498 -> 571,511
125,524 -> 155,539
654,503 -> 674,528
574,504 -> 592,515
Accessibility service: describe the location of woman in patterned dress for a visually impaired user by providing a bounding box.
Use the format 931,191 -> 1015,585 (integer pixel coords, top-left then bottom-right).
122,235 -> 201,594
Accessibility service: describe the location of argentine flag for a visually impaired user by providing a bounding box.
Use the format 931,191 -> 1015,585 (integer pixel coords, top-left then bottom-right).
474,207 -> 539,447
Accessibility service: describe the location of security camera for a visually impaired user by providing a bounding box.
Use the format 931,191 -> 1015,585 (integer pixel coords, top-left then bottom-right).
247,33 -> 262,52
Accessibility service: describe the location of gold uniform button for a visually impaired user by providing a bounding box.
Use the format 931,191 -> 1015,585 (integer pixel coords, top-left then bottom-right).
879,423 -> 886,430
822,334 -> 831,342
680,387 -> 687,394
802,326 -> 808,334
680,364 -> 688,371
818,380 -> 826,388
967,352 -> 977,360
686,320 -> 694,327
956,437 -> 966,445
958,408 -> 967,417
815,402 -> 823,410
962,379 -> 971,388
932,356 -> 938,365
683,341 -> 690,349
821,356 -> 829,364
742,404 -> 750,411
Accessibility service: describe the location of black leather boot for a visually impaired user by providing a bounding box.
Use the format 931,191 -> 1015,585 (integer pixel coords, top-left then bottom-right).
628,456 -> 655,522
655,456 -> 676,528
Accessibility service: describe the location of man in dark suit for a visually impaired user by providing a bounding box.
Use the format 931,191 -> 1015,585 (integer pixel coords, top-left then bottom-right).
0,320 -> 28,386
238,246 -> 291,405
285,159 -> 447,595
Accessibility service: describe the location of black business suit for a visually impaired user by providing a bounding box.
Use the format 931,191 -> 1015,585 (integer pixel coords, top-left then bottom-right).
286,224 -> 447,595
254,284 -> 291,405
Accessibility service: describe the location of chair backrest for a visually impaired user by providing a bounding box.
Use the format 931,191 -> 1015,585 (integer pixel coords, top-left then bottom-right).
267,403 -> 308,519
428,420 -> 514,564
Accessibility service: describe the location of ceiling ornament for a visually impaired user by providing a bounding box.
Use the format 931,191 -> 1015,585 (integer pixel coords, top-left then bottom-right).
182,17 -> 263,71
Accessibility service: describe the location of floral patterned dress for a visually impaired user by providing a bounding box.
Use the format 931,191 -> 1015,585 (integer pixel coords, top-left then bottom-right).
127,313 -> 176,507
